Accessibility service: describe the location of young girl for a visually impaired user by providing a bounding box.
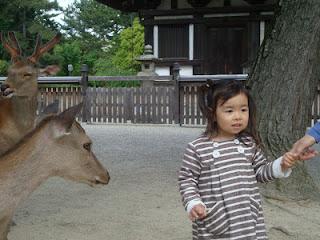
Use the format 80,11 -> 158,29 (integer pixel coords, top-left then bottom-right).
178,79 -> 312,240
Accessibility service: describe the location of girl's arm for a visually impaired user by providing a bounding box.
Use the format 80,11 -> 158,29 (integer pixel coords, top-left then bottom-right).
252,147 -> 292,183
178,143 -> 203,211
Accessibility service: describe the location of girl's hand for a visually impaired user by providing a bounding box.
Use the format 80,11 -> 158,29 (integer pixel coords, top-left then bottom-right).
281,152 -> 299,170
188,204 -> 206,221
282,148 -> 318,171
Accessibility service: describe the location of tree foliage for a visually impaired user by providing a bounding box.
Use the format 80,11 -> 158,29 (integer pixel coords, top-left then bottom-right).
0,0 -> 60,50
0,0 -> 143,76
43,41 -> 82,76
61,0 -> 133,51
111,18 -> 144,73
0,60 -> 9,76
0,0 -> 61,73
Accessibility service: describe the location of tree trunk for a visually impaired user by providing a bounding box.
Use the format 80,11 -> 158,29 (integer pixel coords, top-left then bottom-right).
247,0 -> 320,199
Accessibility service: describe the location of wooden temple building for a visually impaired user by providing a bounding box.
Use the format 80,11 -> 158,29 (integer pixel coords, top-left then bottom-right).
96,0 -> 277,76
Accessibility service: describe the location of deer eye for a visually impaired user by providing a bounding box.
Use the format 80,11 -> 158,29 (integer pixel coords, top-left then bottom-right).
83,143 -> 91,151
24,73 -> 32,77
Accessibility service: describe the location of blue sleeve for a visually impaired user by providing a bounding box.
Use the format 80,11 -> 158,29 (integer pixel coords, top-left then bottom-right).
307,122 -> 320,143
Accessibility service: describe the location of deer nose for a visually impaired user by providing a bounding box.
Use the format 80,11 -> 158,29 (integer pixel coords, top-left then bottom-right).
95,171 -> 110,185
0,83 -> 9,92
0,83 -> 14,96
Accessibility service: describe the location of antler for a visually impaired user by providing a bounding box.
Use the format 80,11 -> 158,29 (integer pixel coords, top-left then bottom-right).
8,32 -> 22,56
28,32 -> 62,64
0,32 -> 21,63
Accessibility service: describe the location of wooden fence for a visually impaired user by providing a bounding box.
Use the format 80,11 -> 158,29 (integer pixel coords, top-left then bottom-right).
86,86 -> 176,124
2,65 -> 319,126
34,66 -> 248,125
38,85 -> 199,125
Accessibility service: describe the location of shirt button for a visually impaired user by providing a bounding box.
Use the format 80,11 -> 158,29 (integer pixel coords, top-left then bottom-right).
213,150 -> 220,158
213,142 -> 219,148
234,139 -> 240,144
238,147 -> 244,153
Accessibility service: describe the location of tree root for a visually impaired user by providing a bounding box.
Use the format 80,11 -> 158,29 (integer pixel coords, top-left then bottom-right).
262,193 -> 292,202
270,226 -> 292,236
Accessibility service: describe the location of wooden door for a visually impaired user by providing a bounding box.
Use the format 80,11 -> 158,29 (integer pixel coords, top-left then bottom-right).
205,26 -> 247,74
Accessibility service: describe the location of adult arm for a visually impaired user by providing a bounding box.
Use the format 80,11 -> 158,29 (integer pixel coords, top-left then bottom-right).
290,122 -> 319,155
307,122 -> 320,143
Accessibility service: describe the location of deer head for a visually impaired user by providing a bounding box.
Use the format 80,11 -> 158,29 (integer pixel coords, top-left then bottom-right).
44,103 -> 110,185
0,32 -> 61,97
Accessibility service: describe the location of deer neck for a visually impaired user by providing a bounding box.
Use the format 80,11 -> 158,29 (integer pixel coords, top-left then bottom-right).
0,125 -> 52,209
11,95 -> 38,131
0,96 -> 38,155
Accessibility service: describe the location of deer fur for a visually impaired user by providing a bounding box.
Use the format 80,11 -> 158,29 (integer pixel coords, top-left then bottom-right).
0,104 -> 110,240
0,32 -> 61,155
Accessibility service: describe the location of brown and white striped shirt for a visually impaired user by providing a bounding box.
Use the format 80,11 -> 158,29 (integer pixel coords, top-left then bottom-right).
178,135 -> 291,240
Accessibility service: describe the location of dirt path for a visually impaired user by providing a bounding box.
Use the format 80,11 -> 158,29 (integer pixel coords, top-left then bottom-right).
8,124 -> 320,240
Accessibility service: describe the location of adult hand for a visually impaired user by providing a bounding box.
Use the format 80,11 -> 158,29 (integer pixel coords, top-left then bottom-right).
291,135 -> 316,155
299,147 -> 318,160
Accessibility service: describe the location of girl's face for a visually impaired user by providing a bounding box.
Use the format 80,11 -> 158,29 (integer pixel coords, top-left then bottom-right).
214,93 -> 249,140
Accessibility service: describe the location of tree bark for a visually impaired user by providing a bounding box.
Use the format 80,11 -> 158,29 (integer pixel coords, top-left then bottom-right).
247,0 -> 320,199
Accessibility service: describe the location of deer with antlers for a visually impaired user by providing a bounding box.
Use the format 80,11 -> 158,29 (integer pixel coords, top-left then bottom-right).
0,32 -> 61,155
0,103 -> 110,240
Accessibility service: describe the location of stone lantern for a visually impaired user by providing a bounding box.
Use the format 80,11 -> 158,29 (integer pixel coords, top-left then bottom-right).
137,45 -> 158,87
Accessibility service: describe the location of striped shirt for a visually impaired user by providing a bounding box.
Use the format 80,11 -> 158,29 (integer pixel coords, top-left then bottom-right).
178,135 -> 280,240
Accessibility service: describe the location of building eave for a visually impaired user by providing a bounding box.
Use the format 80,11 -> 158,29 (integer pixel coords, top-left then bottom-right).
95,0 -> 161,12
96,0 -> 269,12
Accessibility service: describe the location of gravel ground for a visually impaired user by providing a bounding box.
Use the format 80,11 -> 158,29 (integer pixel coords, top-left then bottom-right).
8,124 -> 320,240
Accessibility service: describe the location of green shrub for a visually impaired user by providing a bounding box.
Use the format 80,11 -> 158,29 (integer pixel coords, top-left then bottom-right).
0,60 -> 9,76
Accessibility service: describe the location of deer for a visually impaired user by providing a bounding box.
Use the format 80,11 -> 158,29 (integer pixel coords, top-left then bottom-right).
39,64 -> 60,77
0,32 -> 61,155
0,103 -> 110,240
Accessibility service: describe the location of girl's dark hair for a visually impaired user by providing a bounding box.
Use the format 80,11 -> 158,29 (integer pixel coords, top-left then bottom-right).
198,79 -> 261,147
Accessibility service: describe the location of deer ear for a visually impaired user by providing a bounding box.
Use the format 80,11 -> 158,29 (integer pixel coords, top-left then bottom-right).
42,99 -> 59,115
35,100 -> 60,126
55,103 -> 83,131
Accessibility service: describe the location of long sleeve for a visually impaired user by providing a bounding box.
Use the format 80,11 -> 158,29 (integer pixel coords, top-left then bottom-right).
178,143 -> 202,210
251,147 -> 275,183
307,122 -> 320,143
252,145 -> 291,183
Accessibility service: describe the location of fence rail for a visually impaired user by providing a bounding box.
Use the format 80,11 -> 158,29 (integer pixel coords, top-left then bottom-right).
1,69 -> 319,125
30,68 -> 247,125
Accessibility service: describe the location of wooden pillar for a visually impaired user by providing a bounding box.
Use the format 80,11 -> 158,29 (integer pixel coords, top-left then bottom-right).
80,64 -> 90,123
172,62 -> 181,125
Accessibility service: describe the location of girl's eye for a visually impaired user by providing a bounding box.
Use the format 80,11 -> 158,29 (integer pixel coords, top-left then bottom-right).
83,143 -> 91,151
241,108 -> 248,112
225,110 -> 233,113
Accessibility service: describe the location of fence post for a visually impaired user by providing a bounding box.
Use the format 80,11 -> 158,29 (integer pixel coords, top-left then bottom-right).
81,64 -> 89,122
172,62 -> 181,125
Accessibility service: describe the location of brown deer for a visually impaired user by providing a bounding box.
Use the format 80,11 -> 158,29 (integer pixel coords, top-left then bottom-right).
0,32 -> 61,155
39,64 -> 60,77
0,103 -> 110,240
